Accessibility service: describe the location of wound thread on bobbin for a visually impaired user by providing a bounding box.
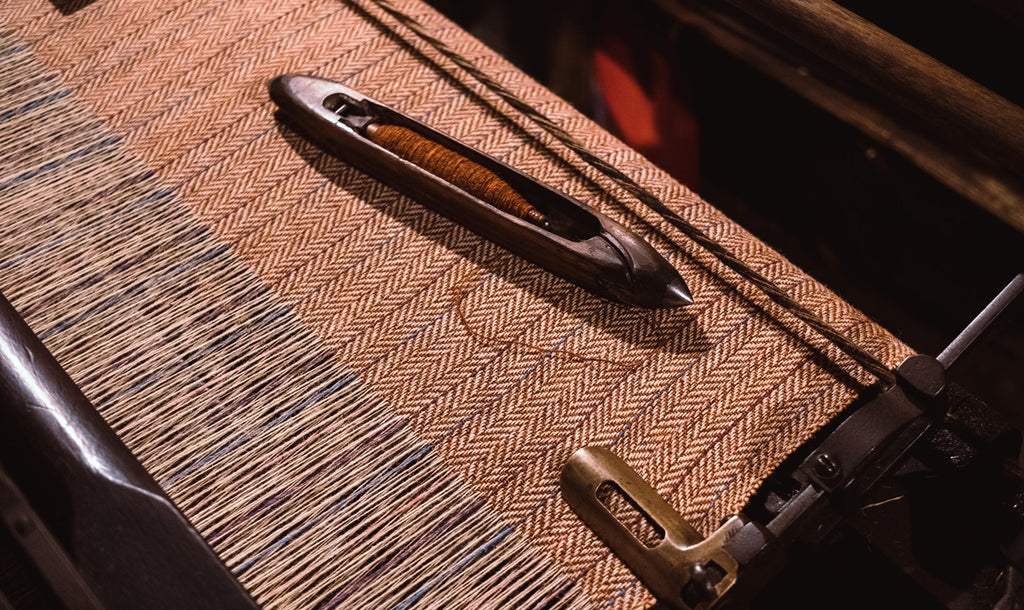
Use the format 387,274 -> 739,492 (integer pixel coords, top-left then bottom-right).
365,123 -> 549,227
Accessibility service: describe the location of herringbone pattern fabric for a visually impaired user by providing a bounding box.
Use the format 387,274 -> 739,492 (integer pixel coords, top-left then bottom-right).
1,0 -> 914,607
0,29 -> 583,609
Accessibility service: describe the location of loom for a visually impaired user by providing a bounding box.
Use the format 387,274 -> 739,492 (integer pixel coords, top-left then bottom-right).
0,0 -> 1021,608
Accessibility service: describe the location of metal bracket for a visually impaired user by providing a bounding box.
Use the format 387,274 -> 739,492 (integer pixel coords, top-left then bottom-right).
561,447 -> 745,609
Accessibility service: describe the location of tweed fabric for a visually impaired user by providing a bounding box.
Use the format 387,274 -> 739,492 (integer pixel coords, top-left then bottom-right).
0,30 -> 582,609
1,1 -> 914,608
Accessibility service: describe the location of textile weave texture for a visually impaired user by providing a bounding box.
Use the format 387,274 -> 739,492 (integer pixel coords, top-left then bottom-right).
1,0 -> 914,608
0,29 -> 581,609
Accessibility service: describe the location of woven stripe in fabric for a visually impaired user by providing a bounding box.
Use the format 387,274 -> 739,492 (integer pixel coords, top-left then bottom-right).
2,1 -> 916,607
0,30 -> 582,609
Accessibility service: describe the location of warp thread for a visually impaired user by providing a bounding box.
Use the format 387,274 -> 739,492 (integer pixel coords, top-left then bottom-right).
0,31 -> 586,610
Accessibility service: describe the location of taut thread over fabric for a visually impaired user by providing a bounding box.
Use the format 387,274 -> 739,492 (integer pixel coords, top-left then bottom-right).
357,0 -> 897,386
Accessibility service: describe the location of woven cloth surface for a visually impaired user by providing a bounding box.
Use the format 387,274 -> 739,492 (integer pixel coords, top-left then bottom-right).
1,0 -> 914,607
0,30 -> 582,609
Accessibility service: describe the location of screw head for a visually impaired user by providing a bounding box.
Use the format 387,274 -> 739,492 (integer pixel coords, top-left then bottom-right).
813,453 -> 842,481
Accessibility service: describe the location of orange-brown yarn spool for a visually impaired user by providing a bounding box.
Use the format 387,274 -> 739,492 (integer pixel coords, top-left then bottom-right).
365,123 -> 548,226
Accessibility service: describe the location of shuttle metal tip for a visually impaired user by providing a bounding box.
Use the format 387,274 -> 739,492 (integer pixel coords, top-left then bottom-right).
661,277 -> 693,308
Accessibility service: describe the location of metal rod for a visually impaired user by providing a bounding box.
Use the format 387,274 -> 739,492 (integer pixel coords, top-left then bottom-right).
937,273 -> 1024,369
